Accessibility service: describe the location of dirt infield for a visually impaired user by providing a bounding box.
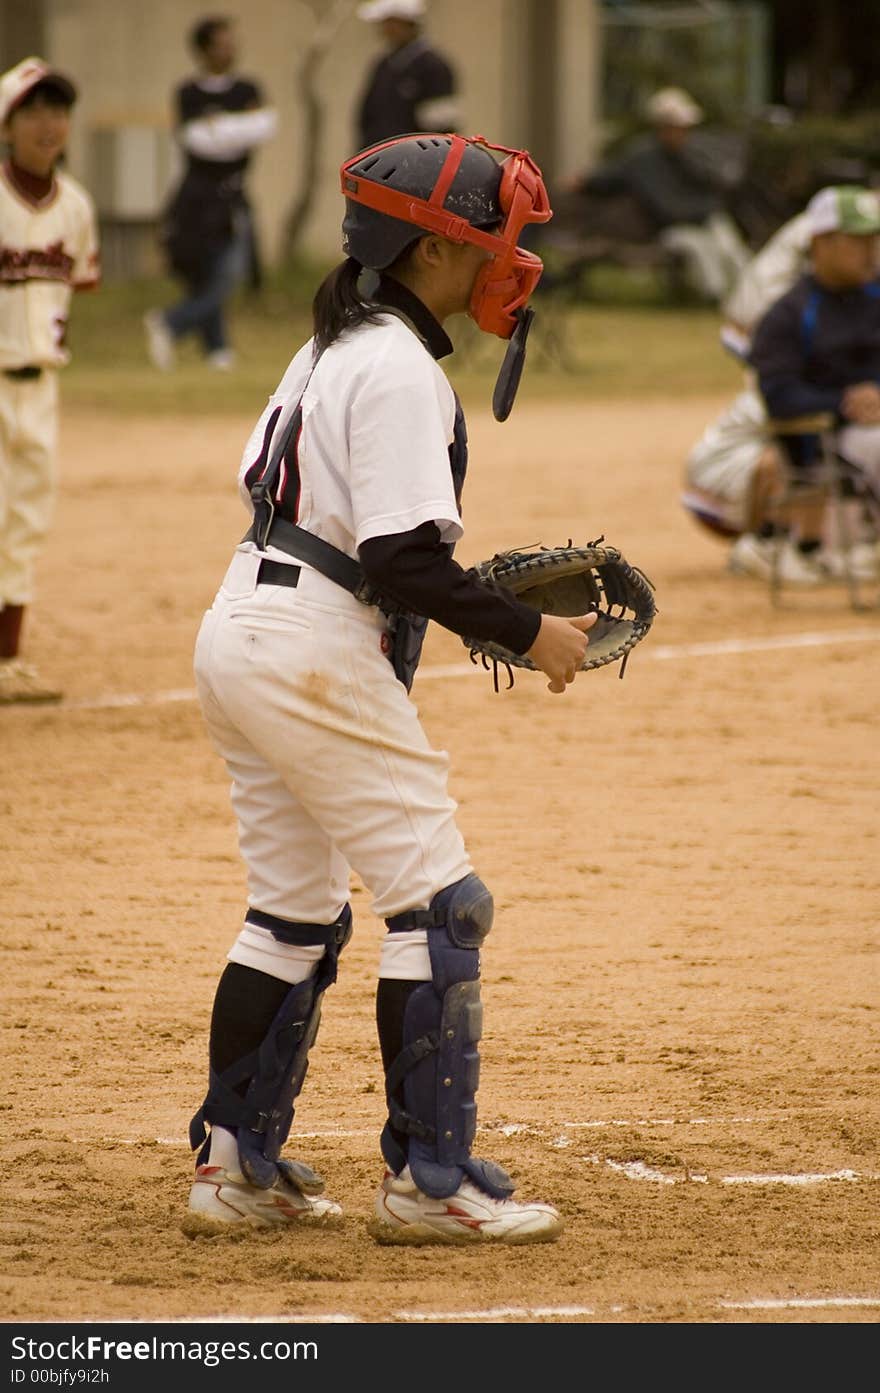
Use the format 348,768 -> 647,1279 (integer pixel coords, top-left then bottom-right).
2,395 -> 879,1325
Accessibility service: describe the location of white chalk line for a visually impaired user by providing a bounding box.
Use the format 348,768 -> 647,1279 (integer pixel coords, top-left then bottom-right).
426,626 -> 880,676
576,1156 -> 878,1186
64,1116 -> 880,1188
641,627 -> 880,661
718,1296 -> 880,1311
73,1110 -> 835,1148
13,626 -> 880,714
390,1305 -> 595,1321
143,1294 -> 880,1323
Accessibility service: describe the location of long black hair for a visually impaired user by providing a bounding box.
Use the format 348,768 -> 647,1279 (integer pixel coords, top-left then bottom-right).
311,257 -> 387,354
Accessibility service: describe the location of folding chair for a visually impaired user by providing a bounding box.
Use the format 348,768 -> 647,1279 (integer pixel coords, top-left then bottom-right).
765,412 -> 880,610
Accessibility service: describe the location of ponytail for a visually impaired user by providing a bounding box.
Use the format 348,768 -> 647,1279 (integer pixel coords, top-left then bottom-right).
311,257 -> 384,353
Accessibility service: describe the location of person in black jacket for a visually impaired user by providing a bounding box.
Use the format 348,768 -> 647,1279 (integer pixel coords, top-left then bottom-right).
354,0 -> 460,152
144,15 -> 277,372
728,185 -> 880,583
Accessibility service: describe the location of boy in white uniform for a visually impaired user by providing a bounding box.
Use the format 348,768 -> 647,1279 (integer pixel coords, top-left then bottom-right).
0,57 -> 100,703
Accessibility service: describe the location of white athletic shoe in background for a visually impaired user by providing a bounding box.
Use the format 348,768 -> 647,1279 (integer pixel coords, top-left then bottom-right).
185,1163 -> 343,1231
206,348 -> 236,371
728,532 -> 824,585
143,309 -> 176,372
369,1165 -> 563,1245
0,658 -> 62,705
816,541 -> 879,581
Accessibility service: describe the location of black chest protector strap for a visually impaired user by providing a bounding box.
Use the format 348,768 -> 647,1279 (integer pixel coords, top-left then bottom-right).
243,511 -> 401,611
247,349 -> 323,553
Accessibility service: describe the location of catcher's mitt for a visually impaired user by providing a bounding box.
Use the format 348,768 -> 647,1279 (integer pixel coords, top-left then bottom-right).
461,539 -> 657,690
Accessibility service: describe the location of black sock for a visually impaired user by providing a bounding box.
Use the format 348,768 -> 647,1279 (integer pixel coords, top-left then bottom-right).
376,977 -> 424,1161
798,538 -> 821,555
0,603 -> 24,659
209,962 -> 291,1091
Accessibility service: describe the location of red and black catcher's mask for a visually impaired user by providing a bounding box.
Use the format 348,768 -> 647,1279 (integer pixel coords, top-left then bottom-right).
340,133 -> 552,339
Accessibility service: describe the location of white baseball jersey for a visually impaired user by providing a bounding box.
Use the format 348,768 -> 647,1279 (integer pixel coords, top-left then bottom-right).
721,211 -> 812,334
238,313 -> 463,560
0,162 -> 100,369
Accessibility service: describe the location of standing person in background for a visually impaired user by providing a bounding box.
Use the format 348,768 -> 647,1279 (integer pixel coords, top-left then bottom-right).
560,87 -> 750,306
144,15 -> 277,374
0,57 -> 100,706
354,0 -> 460,153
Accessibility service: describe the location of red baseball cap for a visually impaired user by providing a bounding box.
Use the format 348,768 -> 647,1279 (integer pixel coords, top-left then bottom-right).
1,56 -> 77,125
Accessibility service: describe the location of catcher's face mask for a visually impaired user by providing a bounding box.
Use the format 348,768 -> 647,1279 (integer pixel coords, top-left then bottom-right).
466,138 -> 551,339
339,133 -> 552,340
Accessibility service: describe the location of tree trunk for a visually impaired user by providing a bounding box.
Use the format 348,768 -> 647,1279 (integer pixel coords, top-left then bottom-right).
281,0 -> 355,264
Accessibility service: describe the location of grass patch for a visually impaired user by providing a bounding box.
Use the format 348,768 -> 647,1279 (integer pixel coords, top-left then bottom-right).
61,262 -> 744,417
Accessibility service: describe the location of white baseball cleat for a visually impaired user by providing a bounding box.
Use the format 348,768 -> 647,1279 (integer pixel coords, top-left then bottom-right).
728,533 -> 826,585
816,541 -> 879,581
0,658 -> 62,705
184,1163 -> 343,1232
368,1165 -> 563,1246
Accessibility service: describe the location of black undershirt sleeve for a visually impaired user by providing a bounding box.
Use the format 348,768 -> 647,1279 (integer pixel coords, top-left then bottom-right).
359,522 -> 542,656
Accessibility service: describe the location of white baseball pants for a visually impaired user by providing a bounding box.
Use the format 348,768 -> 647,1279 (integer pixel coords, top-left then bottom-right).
193,547 -> 473,933
660,212 -> 751,303
0,370 -> 58,605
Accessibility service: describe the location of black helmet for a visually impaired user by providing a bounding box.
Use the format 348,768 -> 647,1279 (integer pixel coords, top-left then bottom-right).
341,133 -> 503,270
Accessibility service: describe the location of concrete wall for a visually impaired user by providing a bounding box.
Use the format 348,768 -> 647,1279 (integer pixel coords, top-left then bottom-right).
3,0 -> 599,275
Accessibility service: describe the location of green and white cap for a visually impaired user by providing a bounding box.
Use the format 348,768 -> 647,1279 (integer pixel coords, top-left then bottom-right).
805,185 -> 880,237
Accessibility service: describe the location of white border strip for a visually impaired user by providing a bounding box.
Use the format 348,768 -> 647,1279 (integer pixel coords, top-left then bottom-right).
129,1295 -> 880,1323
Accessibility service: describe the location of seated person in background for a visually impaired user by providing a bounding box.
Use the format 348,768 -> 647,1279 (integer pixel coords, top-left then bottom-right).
559,86 -> 750,304
682,206 -> 814,560
731,185 -> 880,584
682,186 -> 880,583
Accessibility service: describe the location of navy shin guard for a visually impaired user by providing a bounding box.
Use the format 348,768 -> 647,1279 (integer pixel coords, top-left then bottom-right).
190,904 -> 352,1188
380,874 -> 514,1200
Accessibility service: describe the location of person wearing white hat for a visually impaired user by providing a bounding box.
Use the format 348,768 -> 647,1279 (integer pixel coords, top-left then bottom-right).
644,86 -> 704,129
560,85 -> 750,305
0,57 -> 100,705
725,184 -> 880,583
354,0 -> 460,152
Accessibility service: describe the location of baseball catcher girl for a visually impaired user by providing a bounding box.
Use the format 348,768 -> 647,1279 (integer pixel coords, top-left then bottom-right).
187,131 -> 599,1243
